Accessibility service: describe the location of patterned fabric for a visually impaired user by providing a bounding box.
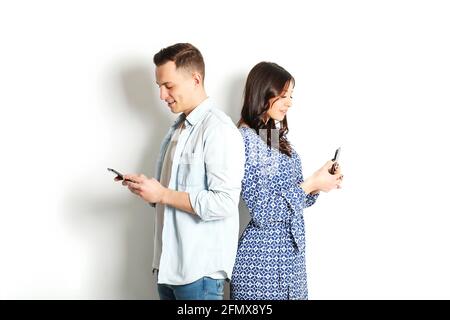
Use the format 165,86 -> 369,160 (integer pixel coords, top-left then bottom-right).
231,127 -> 319,300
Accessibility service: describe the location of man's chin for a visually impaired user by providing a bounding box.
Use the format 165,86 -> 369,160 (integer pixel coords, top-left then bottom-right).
167,104 -> 177,113
169,105 -> 187,114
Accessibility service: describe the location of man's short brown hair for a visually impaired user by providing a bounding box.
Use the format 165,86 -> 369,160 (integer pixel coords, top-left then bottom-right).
153,43 -> 205,83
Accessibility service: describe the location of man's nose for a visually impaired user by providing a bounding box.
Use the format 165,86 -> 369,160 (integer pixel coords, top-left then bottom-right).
160,87 -> 168,101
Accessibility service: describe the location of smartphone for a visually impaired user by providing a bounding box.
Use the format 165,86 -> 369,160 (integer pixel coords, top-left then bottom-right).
328,147 -> 341,174
108,168 -> 124,179
107,168 -> 133,182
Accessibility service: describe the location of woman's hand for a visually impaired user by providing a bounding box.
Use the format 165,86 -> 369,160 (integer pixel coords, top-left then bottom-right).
301,160 -> 344,194
333,163 -> 344,189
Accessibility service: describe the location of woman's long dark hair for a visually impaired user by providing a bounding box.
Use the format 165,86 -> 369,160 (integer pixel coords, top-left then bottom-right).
238,62 -> 294,157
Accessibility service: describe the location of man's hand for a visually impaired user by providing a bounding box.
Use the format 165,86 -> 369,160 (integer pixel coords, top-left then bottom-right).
116,173 -> 195,214
121,174 -> 167,204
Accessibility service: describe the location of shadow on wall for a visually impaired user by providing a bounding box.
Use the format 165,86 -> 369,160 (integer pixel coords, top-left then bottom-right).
64,192 -> 156,299
221,73 -> 246,124
63,62 -> 170,299
118,64 -> 171,299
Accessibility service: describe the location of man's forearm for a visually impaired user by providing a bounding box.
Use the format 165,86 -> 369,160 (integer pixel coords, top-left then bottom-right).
161,188 -> 195,214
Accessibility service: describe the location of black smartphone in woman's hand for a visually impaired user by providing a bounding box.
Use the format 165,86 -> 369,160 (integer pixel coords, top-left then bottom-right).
329,147 -> 341,174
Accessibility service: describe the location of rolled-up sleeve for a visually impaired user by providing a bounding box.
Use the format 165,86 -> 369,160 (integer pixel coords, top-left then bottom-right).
189,123 -> 245,221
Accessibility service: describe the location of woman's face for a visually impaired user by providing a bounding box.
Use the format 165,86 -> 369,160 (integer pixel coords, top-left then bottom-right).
267,81 -> 294,122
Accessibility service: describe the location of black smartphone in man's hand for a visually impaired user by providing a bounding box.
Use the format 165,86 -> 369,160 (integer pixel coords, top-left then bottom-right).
108,168 -> 133,182
328,147 -> 341,174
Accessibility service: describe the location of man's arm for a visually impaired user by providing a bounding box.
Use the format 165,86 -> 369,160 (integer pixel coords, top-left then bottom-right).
121,175 -> 195,214
161,188 -> 195,214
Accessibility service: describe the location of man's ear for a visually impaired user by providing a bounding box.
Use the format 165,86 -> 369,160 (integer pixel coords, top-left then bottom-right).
192,72 -> 203,86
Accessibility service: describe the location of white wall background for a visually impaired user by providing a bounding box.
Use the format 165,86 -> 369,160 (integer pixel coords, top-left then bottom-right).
1,0 -> 449,299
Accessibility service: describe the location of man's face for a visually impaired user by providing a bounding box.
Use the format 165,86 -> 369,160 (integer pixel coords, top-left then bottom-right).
155,61 -> 196,114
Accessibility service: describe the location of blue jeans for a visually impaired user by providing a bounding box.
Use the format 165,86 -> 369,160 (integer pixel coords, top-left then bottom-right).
158,277 -> 225,300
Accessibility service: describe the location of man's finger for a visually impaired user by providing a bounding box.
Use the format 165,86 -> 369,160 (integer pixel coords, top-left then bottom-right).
127,185 -> 140,194
124,174 -> 144,183
127,181 -> 141,190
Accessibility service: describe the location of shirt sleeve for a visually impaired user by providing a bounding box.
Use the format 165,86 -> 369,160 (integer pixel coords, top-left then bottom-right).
188,122 -> 245,221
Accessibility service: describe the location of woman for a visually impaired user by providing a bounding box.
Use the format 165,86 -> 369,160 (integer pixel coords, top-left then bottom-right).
231,62 -> 343,300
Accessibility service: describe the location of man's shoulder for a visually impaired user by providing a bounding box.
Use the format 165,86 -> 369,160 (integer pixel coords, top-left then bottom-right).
202,106 -> 237,129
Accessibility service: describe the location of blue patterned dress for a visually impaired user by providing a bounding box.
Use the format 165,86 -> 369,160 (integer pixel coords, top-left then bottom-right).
230,127 -> 319,300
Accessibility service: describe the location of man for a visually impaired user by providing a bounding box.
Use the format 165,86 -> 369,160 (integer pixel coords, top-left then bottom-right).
116,43 -> 245,300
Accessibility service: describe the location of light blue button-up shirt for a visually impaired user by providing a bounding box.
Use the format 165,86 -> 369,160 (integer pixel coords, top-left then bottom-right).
152,98 -> 245,285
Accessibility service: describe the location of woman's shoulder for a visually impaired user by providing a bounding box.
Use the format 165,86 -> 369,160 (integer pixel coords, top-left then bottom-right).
238,126 -> 260,143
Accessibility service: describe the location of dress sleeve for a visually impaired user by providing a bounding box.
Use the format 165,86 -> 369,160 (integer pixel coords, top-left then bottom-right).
295,152 -> 319,209
280,184 -> 317,213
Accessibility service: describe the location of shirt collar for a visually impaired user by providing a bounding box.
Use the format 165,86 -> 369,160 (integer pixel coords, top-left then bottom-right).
170,97 -> 213,129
